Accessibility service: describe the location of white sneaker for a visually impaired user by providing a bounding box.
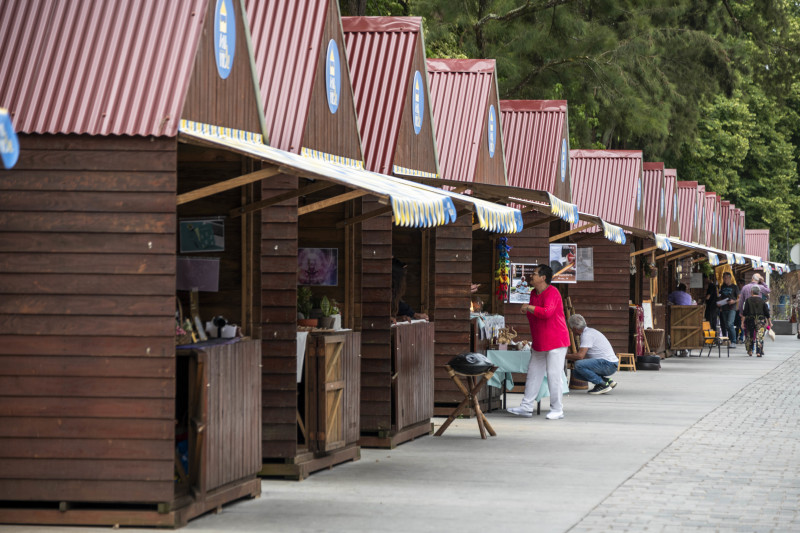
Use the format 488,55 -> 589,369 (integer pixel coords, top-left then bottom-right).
545,410 -> 564,420
507,406 -> 533,417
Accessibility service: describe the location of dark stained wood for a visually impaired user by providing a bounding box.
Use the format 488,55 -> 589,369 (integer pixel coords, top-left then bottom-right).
473,70 -> 507,186
569,234 -> 632,353
392,30 -> 438,176
0,480 -> 173,503
181,0 -> 262,135
300,0 -> 363,161
393,321 -> 434,430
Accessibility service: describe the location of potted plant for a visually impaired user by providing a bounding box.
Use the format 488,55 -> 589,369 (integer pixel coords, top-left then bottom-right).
318,296 -> 340,329
297,286 -> 317,327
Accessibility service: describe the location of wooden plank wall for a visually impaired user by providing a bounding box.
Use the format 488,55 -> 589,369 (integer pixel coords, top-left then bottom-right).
359,200 -> 393,433
569,234 -> 632,353
202,340 -> 261,493
433,217 -> 472,405
0,134 -> 176,503
260,171 -> 299,459
343,331 -> 361,445
394,321 -> 434,430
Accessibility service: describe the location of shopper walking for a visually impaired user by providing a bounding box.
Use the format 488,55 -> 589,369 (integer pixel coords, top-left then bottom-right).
742,285 -> 771,357
508,264 -> 571,420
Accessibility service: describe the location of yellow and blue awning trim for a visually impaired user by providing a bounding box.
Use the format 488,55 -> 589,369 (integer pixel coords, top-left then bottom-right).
601,220 -> 626,244
301,147 -> 364,169
179,121 -> 456,228
750,257 -> 762,269
547,193 -> 579,224
655,234 -> 673,252
734,253 -> 746,265
180,119 -> 263,144
723,252 -> 734,265
707,252 -> 720,266
389,176 -> 523,233
392,165 -> 438,179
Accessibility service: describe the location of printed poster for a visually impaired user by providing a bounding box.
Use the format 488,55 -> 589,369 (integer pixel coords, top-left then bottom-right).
508,263 -> 538,304
549,243 -> 577,284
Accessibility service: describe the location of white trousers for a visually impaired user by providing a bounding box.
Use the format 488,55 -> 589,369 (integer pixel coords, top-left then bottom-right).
520,346 -> 567,412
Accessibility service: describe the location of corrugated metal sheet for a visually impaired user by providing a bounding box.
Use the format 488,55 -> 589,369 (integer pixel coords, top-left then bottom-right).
0,0 -> 206,136
246,0 -> 328,152
704,192 -> 716,248
737,209 -> 746,253
664,169 -> 679,238
677,180 -> 697,243
720,200 -> 731,251
642,162 -> 664,234
569,150 -> 642,226
342,16 -> 419,174
746,229 -> 770,260
427,59 -> 494,182
500,100 -> 566,192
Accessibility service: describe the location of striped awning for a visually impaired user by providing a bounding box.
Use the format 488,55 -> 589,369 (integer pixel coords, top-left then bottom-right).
707,252 -> 720,266
655,234 -> 673,252
547,192 -> 579,224
723,252 -> 735,265
179,120 -> 521,232
750,257 -> 762,269
601,220 -> 626,244
392,164 -> 438,179
734,253 -> 746,265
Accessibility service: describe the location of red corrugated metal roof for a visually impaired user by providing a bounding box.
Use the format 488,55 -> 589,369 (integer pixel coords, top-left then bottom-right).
736,209 -> 746,253
342,16 -> 420,174
746,229 -> 770,260
427,58 -> 494,182
696,185 -> 707,245
705,192 -> 719,248
246,0 -> 328,152
720,200 -> 731,251
0,0 -> 206,137
677,180 -> 697,242
500,100 -> 567,192
569,150 -> 642,226
642,162 -> 664,234
664,169 -> 679,238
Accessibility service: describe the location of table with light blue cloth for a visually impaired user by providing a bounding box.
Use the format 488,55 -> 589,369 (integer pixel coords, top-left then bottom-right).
486,349 -> 569,412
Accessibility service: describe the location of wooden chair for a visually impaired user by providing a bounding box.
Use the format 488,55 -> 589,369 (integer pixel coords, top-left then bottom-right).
617,353 -> 636,372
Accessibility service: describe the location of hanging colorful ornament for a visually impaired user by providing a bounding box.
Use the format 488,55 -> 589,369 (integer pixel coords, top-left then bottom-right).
495,237 -> 512,302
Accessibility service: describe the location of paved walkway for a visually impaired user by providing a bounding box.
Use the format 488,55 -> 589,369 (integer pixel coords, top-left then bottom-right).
3,336 -> 799,533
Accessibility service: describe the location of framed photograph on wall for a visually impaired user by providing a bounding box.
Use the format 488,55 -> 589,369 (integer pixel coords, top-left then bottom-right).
507,263 -> 539,304
549,243 -> 577,283
179,217 -> 225,253
298,248 -> 338,286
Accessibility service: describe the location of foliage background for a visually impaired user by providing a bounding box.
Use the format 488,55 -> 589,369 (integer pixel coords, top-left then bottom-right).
340,0 -> 800,262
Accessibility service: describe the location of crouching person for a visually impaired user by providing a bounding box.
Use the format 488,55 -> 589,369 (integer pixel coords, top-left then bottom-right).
566,314 -> 618,395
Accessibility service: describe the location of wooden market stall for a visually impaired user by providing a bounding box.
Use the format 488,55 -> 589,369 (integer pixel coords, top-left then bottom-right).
341,16 -> 440,448
426,59 -> 509,415
245,0 -> 364,478
0,0 -> 263,526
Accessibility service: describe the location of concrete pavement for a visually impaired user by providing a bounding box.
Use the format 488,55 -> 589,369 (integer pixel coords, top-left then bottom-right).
3,336 -> 799,532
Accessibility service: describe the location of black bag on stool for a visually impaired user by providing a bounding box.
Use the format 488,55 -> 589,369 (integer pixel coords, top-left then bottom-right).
448,352 -> 493,375
636,354 -> 661,370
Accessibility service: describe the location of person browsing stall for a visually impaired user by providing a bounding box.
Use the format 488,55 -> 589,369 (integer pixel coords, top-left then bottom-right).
507,265 -> 571,420
667,283 -> 694,306
718,272 -> 740,348
391,258 -> 428,324
566,314 -> 619,395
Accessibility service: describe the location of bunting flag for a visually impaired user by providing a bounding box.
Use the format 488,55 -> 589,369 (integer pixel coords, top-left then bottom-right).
654,234 -> 673,252
707,252 -> 720,266
392,164 -> 438,179
724,252 -> 734,265
547,192 -> 579,224
734,253 -> 746,265
601,220 -> 626,244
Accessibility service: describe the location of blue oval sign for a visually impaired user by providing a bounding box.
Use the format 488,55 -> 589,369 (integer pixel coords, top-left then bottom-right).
326,40 -> 341,114
560,138 -> 567,182
213,0 -> 236,80
636,179 -> 642,211
413,71 -> 423,135
0,109 -> 20,169
673,192 -> 678,221
488,105 -> 496,158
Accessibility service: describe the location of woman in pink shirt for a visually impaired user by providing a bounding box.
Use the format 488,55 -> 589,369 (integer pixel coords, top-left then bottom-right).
507,264 -> 571,420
